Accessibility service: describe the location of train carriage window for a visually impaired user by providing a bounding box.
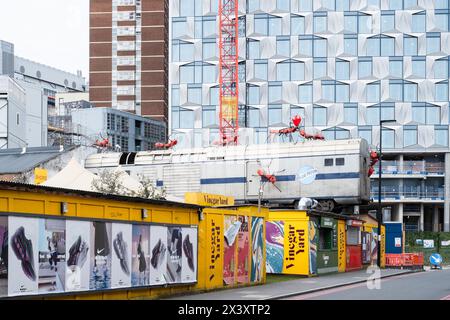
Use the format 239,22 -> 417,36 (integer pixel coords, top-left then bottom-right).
336,158 -> 345,166
119,153 -> 129,165
324,158 -> 334,166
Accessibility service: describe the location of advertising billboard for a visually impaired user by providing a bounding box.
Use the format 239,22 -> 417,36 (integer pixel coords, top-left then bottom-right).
66,220 -> 90,292
181,227 -> 197,283
131,225 -> 150,287
111,223 -> 132,289
149,225 -> 167,286
89,222 -> 112,290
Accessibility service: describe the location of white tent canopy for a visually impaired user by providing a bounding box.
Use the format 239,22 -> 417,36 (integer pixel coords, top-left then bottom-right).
42,158 -> 141,193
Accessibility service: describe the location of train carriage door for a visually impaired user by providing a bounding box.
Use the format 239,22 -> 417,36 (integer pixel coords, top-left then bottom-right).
246,161 -> 261,197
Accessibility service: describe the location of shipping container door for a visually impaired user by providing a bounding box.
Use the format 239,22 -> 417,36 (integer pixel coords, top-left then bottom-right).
246,161 -> 261,197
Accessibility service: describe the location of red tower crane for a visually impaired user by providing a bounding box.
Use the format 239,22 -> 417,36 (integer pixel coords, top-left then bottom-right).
219,0 -> 239,145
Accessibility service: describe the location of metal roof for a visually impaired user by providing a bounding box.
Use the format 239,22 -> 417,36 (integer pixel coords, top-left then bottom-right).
0,180 -> 202,210
0,146 -> 75,174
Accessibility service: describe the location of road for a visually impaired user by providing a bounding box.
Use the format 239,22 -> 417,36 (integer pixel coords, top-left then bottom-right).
283,268 -> 450,300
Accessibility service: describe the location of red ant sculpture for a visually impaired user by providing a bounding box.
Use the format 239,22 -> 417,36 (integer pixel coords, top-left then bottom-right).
93,133 -> 110,148
155,139 -> 178,149
299,129 -> 325,140
271,115 -> 302,140
368,150 -> 380,177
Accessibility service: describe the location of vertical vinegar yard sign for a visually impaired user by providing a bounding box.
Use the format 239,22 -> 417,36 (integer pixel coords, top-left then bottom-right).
282,220 -> 309,275
206,213 -> 223,288
338,220 -> 346,273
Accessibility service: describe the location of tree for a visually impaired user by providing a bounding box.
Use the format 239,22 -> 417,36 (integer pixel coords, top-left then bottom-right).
130,174 -> 167,200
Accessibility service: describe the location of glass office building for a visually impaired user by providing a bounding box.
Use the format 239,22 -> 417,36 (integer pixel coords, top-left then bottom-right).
169,0 -> 450,231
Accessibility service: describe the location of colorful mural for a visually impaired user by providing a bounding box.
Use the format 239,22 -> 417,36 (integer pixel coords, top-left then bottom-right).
251,217 -> 264,282
223,216 -> 237,285
237,216 -> 249,284
265,221 -> 284,274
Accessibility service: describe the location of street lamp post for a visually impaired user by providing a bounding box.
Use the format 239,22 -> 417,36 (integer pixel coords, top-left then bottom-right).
377,120 -> 396,268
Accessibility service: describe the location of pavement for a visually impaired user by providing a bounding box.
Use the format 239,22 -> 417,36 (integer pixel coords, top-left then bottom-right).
165,267 -> 418,300
285,267 -> 450,300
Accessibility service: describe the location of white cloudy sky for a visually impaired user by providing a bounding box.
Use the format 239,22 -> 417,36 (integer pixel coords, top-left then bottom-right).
0,0 -> 89,80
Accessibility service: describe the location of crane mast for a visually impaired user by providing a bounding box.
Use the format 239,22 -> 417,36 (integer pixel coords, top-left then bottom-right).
219,0 -> 239,145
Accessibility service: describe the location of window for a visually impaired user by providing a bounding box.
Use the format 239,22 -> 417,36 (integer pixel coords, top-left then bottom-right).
344,103 -> 358,124
404,35 -> 418,56
382,128 -> 395,149
202,106 -> 216,127
313,106 -> 327,126
359,57 -> 372,78
172,85 -> 180,106
436,0 -> 449,9
323,127 -> 350,140
248,107 -> 262,127
238,61 -> 246,83
299,0 -> 312,11
314,36 -> 327,57
277,0 -> 290,11
117,41 -> 135,51
209,86 -> 219,105
172,107 -> 194,129
117,56 -> 135,66
195,16 -> 216,38
366,35 -> 395,56
314,12 -> 328,33
117,26 -> 135,36
435,125 -> 449,146
433,58 -> 448,79
435,9 -> 449,31
187,84 -> 202,104
322,0 -> 335,10
366,81 -> 380,103
247,0 -> 260,12
268,105 -> 282,125
117,71 -> 135,81
299,36 -> 313,56
366,103 -> 395,125
367,0 -> 380,7
254,128 -> 268,145
314,58 -> 327,79
427,33 -> 441,54
381,11 -> 395,32
412,103 -> 440,125
359,126 -> 372,144
389,80 -> 417,102
404,126 -> 418,147
269,82 -> 282,103
389,57 -> 403,78
412,12 -> 426,33
277,60 -> 304,81
290,106 -> 305,120
203,64 -> 216,83
254,60 -> 268,80
203,39 -> 216,60
388,0 -> 402,10
172,40 -> 194,62
336,0 -> 350,10
336,59 -> 350,80
412,56 -> 426,78
322,80 -> 349,102
324,158 -> 334,166
344,34 -> 357,56
117,86 -> 134,95
299,82 -> 313,103
172,17 -> 187,38
277,36 -> 290,57
344,12 -> 357,33
254,14 -> 282,36
247,84 -> 260,105
336,158 -> 345,166
291,15 -> 305,35
247,39 -> 260,59
436,81 -> 449,102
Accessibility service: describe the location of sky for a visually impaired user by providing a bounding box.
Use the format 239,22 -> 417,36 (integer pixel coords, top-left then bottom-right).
0,0 -> 89,80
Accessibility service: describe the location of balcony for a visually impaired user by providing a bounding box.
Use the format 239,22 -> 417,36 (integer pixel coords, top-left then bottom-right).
370,188 -> 445,201
373,161 -> 445,176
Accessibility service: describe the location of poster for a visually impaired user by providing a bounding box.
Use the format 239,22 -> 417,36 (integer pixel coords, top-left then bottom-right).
282,221 -> 309,275
237,216 -> 249,283
181,227 -> 197,283
38,219 -> 65,293
424,239 -> 434,249
111,223 -> 132,288
166,227 -> 182,284
223,216 -> 237,285
90,221 -> 112,290
370,229 -> 378,265
250,217 -> 263,283
0,217 -> 8,298
149,225 -> 167,285
309,219 -> 318,275
206,214 -> 223,287
265,221 -> 284,274
66,220 -> 90,292
131,224 -> 150,286
8,216 -> 39,296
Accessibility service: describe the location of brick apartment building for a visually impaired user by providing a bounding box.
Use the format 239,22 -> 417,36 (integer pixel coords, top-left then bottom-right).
89,0 -> 168,123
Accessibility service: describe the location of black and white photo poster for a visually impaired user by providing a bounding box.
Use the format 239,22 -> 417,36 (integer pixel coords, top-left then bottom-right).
38,219 -> 66,293
0,216 -> 8,298
166,227 -> 182,284
181,227 -> 197,283
90,222 -> 112,290
149,225 -> 167,285
65,220 -> 90,292
131,225 -> 150,287
111,223 -> 132,289
8,216 -> 39,296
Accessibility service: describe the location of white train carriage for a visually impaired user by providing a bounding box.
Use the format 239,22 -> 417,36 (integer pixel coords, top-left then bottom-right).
84,138 -> 371,210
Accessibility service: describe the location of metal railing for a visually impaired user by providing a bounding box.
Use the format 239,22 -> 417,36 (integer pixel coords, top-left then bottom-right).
370,189 -> 445,200
373,161 -> 445,175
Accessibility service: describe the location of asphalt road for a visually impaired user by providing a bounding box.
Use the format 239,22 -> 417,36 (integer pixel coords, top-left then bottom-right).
284,268 -> 450,300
